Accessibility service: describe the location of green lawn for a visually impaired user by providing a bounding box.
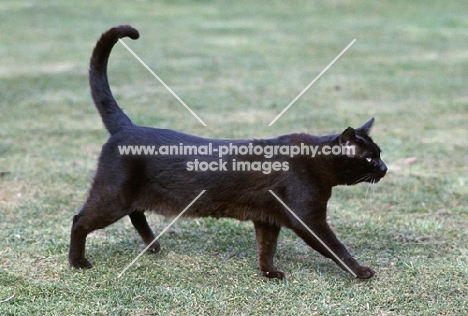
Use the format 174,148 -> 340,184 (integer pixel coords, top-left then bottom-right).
1,0 -> 467,315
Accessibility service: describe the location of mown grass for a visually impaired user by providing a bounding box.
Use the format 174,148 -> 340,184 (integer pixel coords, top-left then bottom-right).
1,0 -> 467,315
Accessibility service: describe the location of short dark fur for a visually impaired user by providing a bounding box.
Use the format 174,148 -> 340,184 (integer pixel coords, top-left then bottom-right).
69,25 -> 387,279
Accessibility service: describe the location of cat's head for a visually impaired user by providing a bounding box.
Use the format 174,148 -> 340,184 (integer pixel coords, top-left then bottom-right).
335,118 -> 387,185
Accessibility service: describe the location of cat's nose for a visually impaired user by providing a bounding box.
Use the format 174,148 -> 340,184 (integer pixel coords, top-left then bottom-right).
380,162 -> 387,174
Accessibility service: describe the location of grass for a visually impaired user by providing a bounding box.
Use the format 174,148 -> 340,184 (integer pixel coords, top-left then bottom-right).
1,0 -> 467,314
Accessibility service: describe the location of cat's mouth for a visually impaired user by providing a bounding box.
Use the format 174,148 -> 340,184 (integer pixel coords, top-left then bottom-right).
363,175 -> 382,184
352,170 -> 386,185
368,169 -> 387,183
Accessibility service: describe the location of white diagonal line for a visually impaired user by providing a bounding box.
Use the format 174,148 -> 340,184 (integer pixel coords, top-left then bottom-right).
0,294 -> 15,303
117,190 -> 206,278
268,190 -> 357,277
268,39 -> 356,126
118,39 -> 207,127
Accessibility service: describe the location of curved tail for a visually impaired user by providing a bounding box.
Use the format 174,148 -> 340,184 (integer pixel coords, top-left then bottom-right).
89,25 -> 139,135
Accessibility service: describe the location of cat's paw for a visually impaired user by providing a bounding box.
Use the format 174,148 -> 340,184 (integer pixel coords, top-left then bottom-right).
262,270 -> 286,280
69,257 -> 93,269
149,242 -> 161,254
355,265 -> 375,279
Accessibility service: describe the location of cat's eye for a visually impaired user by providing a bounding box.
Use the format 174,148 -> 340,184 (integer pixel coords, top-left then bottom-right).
366,157 -> 372,162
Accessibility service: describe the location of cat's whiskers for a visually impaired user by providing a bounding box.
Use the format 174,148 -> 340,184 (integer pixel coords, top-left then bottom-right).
365,181 -> 372,202
365,179 -> 377,204
351,174 -> 371,185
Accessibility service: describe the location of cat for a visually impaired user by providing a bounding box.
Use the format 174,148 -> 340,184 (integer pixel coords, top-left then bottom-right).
69,25 -> 387,279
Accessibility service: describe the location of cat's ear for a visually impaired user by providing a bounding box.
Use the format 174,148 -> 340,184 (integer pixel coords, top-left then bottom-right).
356,117 -> 374,134
339,127 -> 357,147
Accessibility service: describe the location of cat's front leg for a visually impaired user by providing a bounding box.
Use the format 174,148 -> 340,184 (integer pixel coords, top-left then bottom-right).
129,211 -> 161,254
253,221 -> 285,279
292,219 -> 375,279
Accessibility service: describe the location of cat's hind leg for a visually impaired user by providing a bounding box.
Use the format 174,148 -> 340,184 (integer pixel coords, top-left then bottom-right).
69,189 -> 130,269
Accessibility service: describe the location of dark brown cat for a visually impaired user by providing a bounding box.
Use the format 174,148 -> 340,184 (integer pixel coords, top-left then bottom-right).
69,25 -> 387,279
